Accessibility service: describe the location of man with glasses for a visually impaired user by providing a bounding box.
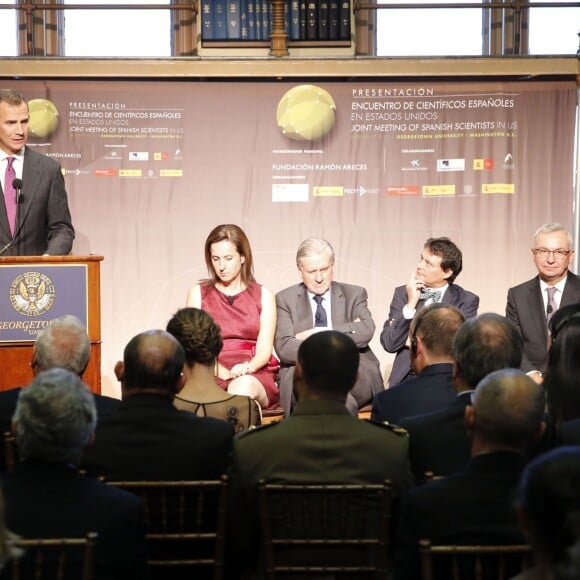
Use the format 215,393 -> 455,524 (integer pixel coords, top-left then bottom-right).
275,238 -> 383,416
506,222 -> 580,381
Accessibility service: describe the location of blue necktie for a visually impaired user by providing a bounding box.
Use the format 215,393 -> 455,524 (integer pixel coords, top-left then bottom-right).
313,295 -> 327,327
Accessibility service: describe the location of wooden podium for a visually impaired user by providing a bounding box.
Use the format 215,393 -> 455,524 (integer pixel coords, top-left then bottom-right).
0,255 -> 103,393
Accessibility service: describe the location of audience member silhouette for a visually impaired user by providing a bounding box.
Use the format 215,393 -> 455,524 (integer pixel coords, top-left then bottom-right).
2,369 -> 148,580
514,446 -> 580,580
395,368 -> 545,580
81,330 -> 234,480
166,307 -> 261,432
399,313 -> 524,480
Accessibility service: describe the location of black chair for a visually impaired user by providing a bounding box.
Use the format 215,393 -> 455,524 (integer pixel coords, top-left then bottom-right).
418,539 -> 533,580
107,476 -> 228,580
2,531 -> 98,580
2,432 -> 16,472
258,479 -> 392,579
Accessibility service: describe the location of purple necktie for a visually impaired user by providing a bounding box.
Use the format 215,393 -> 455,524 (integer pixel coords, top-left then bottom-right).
546,286 -> 558,328
3,157 -> 17,236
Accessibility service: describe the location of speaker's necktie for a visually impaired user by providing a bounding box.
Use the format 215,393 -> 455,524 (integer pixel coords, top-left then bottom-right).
3,157 -> 17,236
313,295 -> 328,327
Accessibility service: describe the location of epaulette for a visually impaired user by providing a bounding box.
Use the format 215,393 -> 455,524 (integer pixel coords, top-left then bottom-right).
363,419 -> 408,437
237,421 -> 281,438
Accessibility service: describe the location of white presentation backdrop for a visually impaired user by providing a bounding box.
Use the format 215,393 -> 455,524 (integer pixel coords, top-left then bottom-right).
9,79 -> 576,396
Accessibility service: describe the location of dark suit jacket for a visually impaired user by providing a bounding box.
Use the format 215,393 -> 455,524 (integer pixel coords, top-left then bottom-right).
228,399 -> 413,576
394,452 -> 526,580
2,460 -> 148,580
81,393 -> 234,481
380,284 -> 479,386
0,148 -> 74,256
399,391 -> 473,481
0,387 -> 121,471
371,363 -> 456,425
506,273 -> 580,373
275,282 -> 384,414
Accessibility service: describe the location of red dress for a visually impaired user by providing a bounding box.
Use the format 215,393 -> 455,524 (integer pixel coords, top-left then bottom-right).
201,282 -> 280,408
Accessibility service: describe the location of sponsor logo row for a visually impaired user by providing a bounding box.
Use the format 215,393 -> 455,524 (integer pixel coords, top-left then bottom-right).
402,154 -> 514,172
272,183 -> 515,202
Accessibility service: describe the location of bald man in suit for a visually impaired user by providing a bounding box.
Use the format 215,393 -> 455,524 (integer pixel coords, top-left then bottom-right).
275,238 -> 384,416
506,223 -> 580,380
0,88 -> 74,256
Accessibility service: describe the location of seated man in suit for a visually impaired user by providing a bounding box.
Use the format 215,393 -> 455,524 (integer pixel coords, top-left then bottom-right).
2,368 -> 148,580
371,304 -> 464,424
0,314 -> 120,470
229,330 -> 413,577
395,368 -> 545,580
399,313 -> 523,481
380,237 -> 479,387
506,222 -> 580,382
81,329 -> 235,481
275,237 -> 383,416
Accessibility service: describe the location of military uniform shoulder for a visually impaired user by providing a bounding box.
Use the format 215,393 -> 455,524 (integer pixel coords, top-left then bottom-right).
237,420 -> 281,439
363,419 -> 408,437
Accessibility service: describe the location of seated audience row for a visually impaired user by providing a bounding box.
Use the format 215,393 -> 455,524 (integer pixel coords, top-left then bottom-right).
3,308 -> 580,578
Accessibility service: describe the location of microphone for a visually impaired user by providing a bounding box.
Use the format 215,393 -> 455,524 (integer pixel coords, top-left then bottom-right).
12,178 -> 23,204
227,295 -> 235,305
547,304 -> 553,315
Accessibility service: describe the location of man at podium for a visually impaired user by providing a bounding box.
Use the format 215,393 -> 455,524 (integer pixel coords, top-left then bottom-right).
0,89 -> 74,256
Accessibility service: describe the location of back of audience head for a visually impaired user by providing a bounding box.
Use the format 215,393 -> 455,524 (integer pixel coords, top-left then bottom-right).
31,314 -> 90,376
516,446 -> 580,576
117,330 -> 185,396
166,307 -> 223,368
467,368 -> 545,453
452,313 -> 523,390
410,303 -> 465,365
544,303 -> 580,423
13,368 -> 96,466
294,331 -> 359,403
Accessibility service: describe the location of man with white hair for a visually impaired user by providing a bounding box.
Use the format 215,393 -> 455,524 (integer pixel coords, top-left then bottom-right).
506,222 -> 580,380
2,368 -> 147,579
275,237 -> 383,416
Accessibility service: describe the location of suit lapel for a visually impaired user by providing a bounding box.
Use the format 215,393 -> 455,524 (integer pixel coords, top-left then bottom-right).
17,149 -> 40,232
528,277 -> 548,344
296,284 -> 314,332
561,273 -> 580,307
330,282 -> 345,326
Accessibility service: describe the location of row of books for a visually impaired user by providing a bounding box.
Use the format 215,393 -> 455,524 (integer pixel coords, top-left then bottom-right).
201,1 -> 351,42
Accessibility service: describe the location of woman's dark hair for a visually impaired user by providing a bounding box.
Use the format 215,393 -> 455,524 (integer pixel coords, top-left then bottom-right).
166,307 -> 222,367
544,303 -> 580,422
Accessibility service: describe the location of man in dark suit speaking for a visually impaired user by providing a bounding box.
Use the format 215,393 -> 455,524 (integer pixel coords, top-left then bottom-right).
506,222 -> 580,381
381,237 -> 479,387
0,88 -> 74,256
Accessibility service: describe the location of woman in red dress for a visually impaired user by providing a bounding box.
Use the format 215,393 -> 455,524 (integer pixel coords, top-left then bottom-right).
186,224 -> 279,409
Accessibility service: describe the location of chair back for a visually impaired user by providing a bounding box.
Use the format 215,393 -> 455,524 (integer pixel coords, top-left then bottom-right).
2,532 -> 97,580
107,476 -> 228,580
258,479 -> 392,579
419,540 -> 533,580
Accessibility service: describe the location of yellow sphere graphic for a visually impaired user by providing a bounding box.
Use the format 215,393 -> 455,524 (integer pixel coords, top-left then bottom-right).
276,85 -> 336,142
28,99 -> 60,138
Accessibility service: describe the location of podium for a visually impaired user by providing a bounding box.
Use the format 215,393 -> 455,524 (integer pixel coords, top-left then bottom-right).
0,255 -> 103,393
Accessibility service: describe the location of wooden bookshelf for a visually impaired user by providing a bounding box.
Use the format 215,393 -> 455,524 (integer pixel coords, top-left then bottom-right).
199,0 -> 354,57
